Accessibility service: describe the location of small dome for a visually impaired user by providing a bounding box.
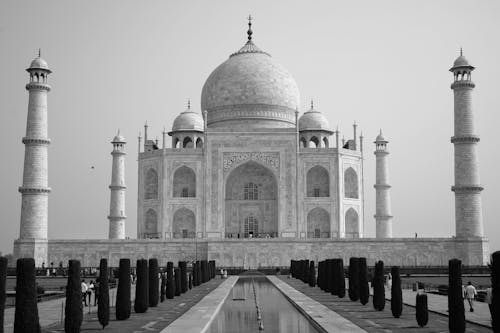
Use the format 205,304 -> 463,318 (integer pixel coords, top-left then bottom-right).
375,130 -> 387,142
298,103 -> 331,132
171,106 -> 204,132
453,55 -> 470,68
112,131 -> 126,143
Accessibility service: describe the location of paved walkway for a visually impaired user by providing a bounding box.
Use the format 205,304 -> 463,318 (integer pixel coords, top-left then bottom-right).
280,277 -> 491,333
4,287 -> 122,333
268,276 -> 367,332
399,289 -> 491,328
41,278 -> 223,333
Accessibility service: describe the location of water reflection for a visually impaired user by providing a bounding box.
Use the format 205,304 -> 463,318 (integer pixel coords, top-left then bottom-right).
209,277 -> 321,333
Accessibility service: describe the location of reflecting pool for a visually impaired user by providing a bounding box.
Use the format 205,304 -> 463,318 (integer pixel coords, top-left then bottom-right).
208,277 -> 322,333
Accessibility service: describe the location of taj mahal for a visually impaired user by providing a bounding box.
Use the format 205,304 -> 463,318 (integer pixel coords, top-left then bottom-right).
13,19 -> 489,268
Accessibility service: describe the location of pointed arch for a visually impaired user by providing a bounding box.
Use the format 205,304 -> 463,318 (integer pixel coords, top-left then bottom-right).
144,168 -> 158,200
307,166 -> 329,197
173,166 -> 196,197
183,136 -> 193,148
345,208 -> 359,238
172,208 -> 195,238
309,136 -> 320,148
307,207 -> 330,238
344,167 -> 359,199
300,137 -> 307,148
196,137 -> 203,148
323,137 -> 329,148
144,208 -> 158,237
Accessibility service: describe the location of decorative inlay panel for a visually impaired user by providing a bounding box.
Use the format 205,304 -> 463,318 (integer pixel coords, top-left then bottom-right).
223,152 -> 279,174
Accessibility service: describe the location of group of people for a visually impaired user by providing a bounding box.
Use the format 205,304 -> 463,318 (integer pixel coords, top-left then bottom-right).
80,279 -> 98,306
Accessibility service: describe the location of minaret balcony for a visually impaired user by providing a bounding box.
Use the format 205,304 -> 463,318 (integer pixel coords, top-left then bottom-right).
22,137 -> 51,145
25,82 -> 51,91
451,81 -> 475,89
18,186 -> 51,194
450,135 -> 480,144
451,185 -> 484,193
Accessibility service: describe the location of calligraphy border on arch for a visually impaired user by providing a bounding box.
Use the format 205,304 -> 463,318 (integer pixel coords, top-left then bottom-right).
223,152 -> 280,175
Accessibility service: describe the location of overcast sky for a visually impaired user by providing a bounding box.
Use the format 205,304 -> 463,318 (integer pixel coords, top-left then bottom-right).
1,0 -> 499,255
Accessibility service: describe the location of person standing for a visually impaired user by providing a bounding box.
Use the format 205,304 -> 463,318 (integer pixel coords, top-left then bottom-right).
93,280 -> 99,306
485,286 -> 493,319
464,281 -> 477,312
81,279 -> 88,306
88,280 -> 95,306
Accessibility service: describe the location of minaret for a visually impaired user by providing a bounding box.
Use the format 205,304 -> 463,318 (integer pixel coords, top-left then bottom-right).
450,50 -> 483,238
374,130 -> 392,238
15,50 -> 51,265
108,131 -> 127,239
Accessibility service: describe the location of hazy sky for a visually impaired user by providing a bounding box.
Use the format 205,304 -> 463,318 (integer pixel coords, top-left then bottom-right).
1,0 -> 499,255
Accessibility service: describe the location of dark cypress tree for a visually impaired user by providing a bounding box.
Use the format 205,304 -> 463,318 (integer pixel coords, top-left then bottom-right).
174,268 -> 181,296
160,274 -> 166,302
116,258 -> 131,320
166,262 -> 175,299
148,258 -> 159,307
179,261 -> 188,293
98,259 -> 109,329
331,259 -> 339,296
416,293 -> 429,327
304,259 -> 310,284
390,266 -> 402,318
337,259 -> 346,298
14,258 -> 40,333
196,261 -> 202,286
308,261 -> 316,287
188,273 -> 193,289
325,259 -> 333,293
316,261 -> 322,290
358,257 -> 369,305
0,256 -> 8,332
203,261 -> 209,283
492,251 -> 500,332
348,257 -> 360,301
192,262 -> 198,287
448,259 -> 465,333
134,259 -> 148,313
64,260 -> 83,333
372,260 -> 385,311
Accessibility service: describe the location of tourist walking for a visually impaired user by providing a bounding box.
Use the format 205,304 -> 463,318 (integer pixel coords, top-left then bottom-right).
485,286 -> 493,319
464,281 -> 477,312
93,280 -> 99,306
81,279 -> 88,306
88,280 -> 95,305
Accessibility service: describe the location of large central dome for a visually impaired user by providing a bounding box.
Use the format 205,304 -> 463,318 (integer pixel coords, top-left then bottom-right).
201,29 -> 300,129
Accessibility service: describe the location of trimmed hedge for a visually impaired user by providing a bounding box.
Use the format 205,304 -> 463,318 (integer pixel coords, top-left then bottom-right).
348,257 -> 360,301
0,256 -> 7,331
326,259 -> 334,293
148,259 -> 159,307
174,268 -> 181,296
14,258 -> 40,333
309,261 -> 316,287
448,259 -> 465,333
188,273 -> 193,290
98,259 -> 109,328
492,251 -> 500,331
166,262 -> 175,299
192,262 -> 198,287
134,259 -> 148,313
416,293 -> 429,327
160,274 -> 166,302
65,260 -> 83,333
372,260 -> 385,311
180,261 -> 187,293
336,259 -> 346,298
116,258 -> 131,320
390,266 -> 402,318
358,258 -> 369,305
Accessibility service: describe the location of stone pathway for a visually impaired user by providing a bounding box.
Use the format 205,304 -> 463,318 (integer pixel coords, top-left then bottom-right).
41,278 -> 222,333
279,276 -> 492,333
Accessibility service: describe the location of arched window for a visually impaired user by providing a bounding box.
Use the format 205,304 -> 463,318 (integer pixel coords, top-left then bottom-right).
183,137 -> 193,148
306,166 -> 329,197
345,208 -> 359,238
144,168 -> 158,200
300,137 -> 307,148
309,136 -> 320,148
244,215 -> 258,237
144,208 -> 158,238
172,208 -> 195,239
323,137 -> 329,148
244,182 -> 258,200
173,166 -> 196,197
344,167 -> 359,199
196,137 -> 203,148
307,207 -> 330,238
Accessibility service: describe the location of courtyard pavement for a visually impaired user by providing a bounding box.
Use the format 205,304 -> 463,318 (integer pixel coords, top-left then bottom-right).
41,278 -> 222,333
279,276 -> 492,333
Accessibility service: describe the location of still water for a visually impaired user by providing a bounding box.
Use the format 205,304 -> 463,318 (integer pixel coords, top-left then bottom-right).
208,277 -> 322,333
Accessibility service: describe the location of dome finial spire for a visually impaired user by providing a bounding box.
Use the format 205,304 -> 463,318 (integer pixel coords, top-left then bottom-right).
38,48 -> 41,57
187,99 -> 191,110
460,47 -> 463,56
310,99 -> 314,110
247,15 -> 253,41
